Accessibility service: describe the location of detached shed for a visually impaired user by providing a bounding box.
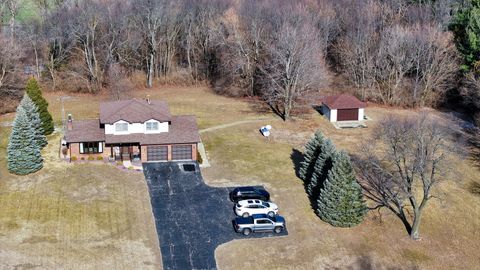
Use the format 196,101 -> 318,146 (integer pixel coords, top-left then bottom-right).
321,94 -> 366,122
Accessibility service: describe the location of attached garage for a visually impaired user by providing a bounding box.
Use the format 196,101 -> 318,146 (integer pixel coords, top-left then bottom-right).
320,94 -> 366,122
172,145 -> 193,160
147,145 -> 168,161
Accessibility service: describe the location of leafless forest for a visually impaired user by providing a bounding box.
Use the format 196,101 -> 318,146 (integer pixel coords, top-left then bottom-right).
0,0 -> 478,121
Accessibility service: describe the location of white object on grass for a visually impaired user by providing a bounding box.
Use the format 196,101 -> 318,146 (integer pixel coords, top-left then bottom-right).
260,125 -> 272,137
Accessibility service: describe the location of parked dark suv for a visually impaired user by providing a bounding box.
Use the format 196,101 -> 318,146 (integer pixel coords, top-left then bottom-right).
229,186 -> 270,202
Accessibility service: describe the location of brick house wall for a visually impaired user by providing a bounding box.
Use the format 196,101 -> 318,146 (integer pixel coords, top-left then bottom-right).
191,143 -> 197,160
69,142 -> 111,161
140,145 -> 148,162
70,143 -> 197,162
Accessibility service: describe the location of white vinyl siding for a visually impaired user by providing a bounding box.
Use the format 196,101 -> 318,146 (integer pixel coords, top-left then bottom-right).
105,119 -> 168,135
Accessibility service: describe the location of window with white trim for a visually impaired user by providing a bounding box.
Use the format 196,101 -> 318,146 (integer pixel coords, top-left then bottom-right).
80,142 -> 103,154
146,121 -> 159,131
115,122 -> 128,132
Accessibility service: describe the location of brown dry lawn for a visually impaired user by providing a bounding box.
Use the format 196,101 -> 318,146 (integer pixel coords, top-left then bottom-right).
0,116 -> 162,267
1,86 -> 479,269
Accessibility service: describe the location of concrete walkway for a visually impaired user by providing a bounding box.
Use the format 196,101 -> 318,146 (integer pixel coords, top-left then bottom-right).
197,142 -> 210,168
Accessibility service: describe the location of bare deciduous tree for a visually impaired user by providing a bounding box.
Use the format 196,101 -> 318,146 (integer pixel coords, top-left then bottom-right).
218,0 -> 270,96
334,0 -> 394,101
355,113 -> 450,239
108,63 -> 133,101
409,24 -> 459,107
4,0 -> 20,38
0,34 -> 22,91
132,0 -> 165,88
262,7 -> 329,120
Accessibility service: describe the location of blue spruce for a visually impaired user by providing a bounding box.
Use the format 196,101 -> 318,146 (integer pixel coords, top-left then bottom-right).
316,151 -> 367,227
307,139 -> 336,197
19,94 -> 47,148
299,130 -> 325,182
7,106 -> 43,175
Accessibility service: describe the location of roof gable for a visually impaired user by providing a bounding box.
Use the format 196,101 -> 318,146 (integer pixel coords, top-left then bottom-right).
100,99 -> 171,124
322,94 -> 366,109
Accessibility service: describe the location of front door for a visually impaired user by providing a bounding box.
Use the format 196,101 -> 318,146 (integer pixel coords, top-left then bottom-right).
122,146 -> 131,161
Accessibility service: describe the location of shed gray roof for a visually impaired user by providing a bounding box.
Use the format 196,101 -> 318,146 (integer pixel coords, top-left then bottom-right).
99,99 -> 171,124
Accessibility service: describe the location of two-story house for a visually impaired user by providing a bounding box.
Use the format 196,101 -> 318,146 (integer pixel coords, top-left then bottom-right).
64,98 -> 200,162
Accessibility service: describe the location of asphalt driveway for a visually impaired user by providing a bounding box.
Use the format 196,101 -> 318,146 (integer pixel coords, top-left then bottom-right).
143,162 -> 287,270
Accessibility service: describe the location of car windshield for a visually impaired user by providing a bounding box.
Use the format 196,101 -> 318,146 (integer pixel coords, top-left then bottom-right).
262,202 -> 270,207
236,203 -> 241,208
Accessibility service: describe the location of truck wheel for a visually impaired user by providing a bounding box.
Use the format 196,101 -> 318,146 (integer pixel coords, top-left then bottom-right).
243,228 -> 251,236
242,212 -> 250,218
274,226 -> 283,234
267,211 -> 275,217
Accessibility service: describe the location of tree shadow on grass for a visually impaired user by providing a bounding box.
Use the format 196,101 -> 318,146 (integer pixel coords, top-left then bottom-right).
467,132 -> 480,168
290,148 -> 328,213
290,148 -> 303,179
326,255 -> 419,270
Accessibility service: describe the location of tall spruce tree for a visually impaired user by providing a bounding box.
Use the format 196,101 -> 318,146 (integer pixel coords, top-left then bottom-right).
7,106 -> 44,175
299,130 -> 325,182
307,139 -> 336,197
25,78 -> 54,135
316,151 -> 367,227
19,94 -> 47,148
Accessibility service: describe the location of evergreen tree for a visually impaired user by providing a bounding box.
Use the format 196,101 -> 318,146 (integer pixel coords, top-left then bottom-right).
25,78 -> 54,135
299,130 -> 325,182
7,106 -> 43,175
307,139 -> 335,197
19,94 -> 47,148
316,151 -> 367,227
449,0 -> 480,71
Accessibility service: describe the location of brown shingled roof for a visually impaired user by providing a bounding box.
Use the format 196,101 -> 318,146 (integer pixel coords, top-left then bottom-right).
64,119 -> 105,143
100,99 -> 171,124
105,116 -> 200,145
322,94 -> 366,109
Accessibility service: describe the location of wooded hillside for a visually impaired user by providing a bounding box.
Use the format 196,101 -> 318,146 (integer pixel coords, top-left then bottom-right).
0,0 -> 479,123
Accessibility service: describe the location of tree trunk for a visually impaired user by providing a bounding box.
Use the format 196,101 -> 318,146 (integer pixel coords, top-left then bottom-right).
49,54 -> 56,91
410,209 -> 423,240
147,53 -> 154,88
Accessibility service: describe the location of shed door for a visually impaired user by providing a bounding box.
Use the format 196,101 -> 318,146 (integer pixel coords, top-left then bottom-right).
337,109 -> 358,121
172,145 -> 192,160
147,145 -> 168,161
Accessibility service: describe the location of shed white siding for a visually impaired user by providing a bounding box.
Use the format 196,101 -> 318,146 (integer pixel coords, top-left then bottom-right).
358,108 -> 365,121
330,109 -> 337,122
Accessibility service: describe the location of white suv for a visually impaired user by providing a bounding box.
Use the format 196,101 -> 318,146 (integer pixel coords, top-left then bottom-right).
235,199 -> 279,217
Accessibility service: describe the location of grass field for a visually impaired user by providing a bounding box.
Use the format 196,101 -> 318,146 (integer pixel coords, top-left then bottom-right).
1,86 -> 479,269
0,110 -> 162,267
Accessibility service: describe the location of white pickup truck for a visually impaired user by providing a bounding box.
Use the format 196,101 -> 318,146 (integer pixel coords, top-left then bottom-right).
233,214 -> 285,235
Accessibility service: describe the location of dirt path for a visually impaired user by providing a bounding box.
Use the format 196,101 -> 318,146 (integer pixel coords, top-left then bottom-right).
200,117 -> 274,134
